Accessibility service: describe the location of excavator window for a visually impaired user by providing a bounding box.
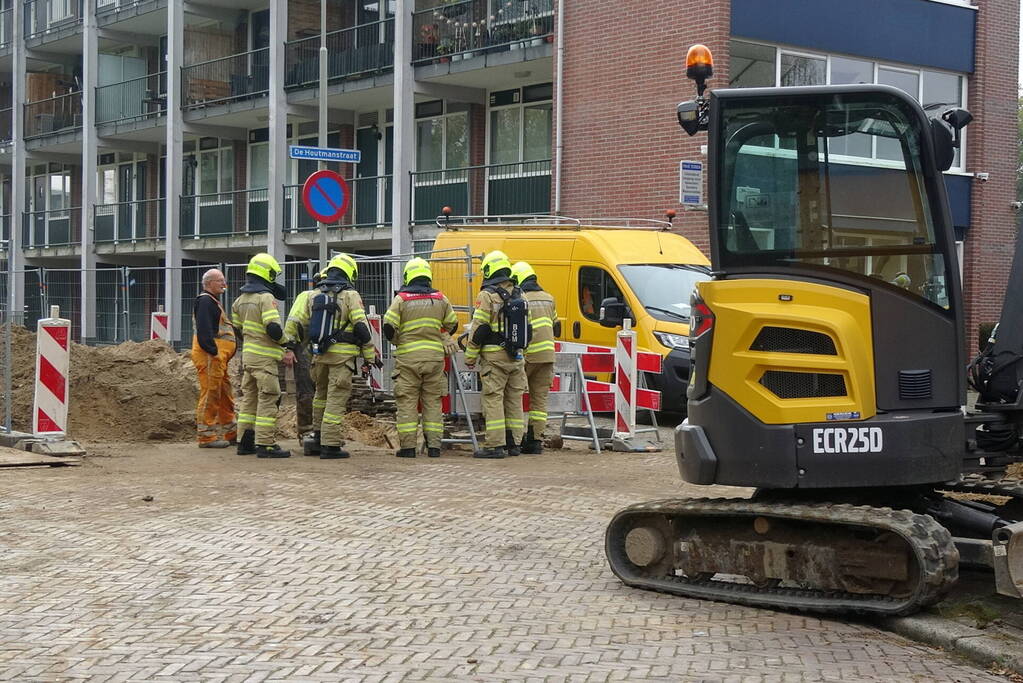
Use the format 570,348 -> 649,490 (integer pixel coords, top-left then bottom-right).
714,90 -> 954,311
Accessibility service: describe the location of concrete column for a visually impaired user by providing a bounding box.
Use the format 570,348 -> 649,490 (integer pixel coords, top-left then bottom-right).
81,0 -> 98,340
390,0 -> 413,287
266,0 -> 288,262
9,0 -> 25,323
164,0 -> 184,341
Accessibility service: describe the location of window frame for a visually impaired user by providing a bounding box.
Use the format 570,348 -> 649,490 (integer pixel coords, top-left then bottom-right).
486,91 -> 553,178
578,265 -> 625,323
731,40 -> 969,173
414,105 -> 469,184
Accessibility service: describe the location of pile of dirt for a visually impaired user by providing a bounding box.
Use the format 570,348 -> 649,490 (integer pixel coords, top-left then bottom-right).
8,325 -> 198,442
5,325 -> 397,448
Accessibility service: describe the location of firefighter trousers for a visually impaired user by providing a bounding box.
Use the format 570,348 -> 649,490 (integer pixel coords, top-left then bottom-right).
525,361 -> 554,437
238,354 -> 281,446
294,346 -> 315,436
192,339 -> 237,444
311,360 -> 355,447
394,357 -> 446,449
480,352 -> 526,448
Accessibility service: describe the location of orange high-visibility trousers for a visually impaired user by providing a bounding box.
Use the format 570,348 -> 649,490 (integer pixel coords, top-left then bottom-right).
192,338 -> 237,444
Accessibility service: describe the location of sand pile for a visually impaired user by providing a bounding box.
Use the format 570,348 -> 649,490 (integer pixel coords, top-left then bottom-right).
5,325 -> 396,447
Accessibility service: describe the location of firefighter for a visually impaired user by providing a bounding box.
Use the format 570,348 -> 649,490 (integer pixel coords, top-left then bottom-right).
191,268 -> 237,448
231,253 -> 292,458
284,268 -> 323,455
464,250 -> 528,459
383,257 -> 459,459
290,253 -> 376,459
510,261 -> 559,454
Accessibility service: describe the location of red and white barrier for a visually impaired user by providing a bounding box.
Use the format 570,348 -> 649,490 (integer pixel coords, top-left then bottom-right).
150,308 -> 169,341
366,306 -> 384,391
33,305 -> 71,437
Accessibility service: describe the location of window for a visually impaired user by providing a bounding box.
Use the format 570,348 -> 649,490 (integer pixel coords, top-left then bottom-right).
489,84 -> 553,170
48,0 -> 73,23
189,144 -> 233,197
249,143 -> 269,188
415,102 -> 468,177
579,267 -> 623,322
728,40 -> 967,171
49,172 -> 70,216
97,168 -> 116,209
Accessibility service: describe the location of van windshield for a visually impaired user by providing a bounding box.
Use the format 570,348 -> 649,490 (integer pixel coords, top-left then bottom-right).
618,264 -> 711,322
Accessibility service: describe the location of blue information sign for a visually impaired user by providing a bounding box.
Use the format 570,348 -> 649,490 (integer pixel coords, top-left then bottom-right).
289,145 -> 362,163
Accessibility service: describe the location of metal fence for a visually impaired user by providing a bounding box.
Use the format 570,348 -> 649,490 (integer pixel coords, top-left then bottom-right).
24,91 -> 83,139
284,17 -> 395,89
95,71 -> 167,125
412,0 -> 554,64
182,48 -> 270,109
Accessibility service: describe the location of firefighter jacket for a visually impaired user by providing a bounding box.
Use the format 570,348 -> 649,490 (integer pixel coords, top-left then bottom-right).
520,283 -> 557,363
292,287 -> 376,364
232,290 -> 285,363
466,280 -> 516,363
383,286 -> 459,361
284,289 -> 314,347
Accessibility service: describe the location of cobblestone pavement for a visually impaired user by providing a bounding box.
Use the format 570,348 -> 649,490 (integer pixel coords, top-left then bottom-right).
0,442 -> 1008,682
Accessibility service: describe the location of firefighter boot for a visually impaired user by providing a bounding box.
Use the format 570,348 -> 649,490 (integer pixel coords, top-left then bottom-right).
474,446 -> 506,459
396,448 -> 416,458
256,443 -> 292,459
427,448 -> 441,458
303,431 -> 321,457
520,426 -> 543,455
237,429 -> 256,456
320,444 -> 350,459
505,430 -> 521,456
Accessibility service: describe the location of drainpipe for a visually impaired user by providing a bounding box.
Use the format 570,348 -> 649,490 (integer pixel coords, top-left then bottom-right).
553,0 -> 564,215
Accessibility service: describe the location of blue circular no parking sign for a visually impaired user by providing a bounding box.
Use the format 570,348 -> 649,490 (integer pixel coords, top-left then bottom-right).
302,170 -> 351,223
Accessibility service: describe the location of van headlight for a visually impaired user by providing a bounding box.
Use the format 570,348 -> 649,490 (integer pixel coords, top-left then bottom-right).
654,332 -> 690,351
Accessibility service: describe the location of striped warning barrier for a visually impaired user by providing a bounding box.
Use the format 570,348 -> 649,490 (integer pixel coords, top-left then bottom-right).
150,309 -> 170,341
365,307 -> 384,392
33,305 -> 71,437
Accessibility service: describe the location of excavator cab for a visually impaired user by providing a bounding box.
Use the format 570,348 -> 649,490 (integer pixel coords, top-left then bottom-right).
604,45 -> 1023,616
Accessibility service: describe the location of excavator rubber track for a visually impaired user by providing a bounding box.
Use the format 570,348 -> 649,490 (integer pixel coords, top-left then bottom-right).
605,498 -> 960,617
937,475 -> 1023,501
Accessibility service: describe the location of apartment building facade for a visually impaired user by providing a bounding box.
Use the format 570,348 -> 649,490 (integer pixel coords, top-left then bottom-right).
0,0 -> 1015,351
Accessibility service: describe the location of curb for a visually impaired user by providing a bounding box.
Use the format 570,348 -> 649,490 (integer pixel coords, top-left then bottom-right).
882,614 -> 1023,675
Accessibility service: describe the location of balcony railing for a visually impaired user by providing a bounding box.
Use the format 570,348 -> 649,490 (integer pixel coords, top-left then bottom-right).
181,188 -> 269,238
95,197 -> 165,243
410,159 -> 551,222
0,7 -> 12,47
22,207 -> 82,248
412,0 -> 554,64
284,18 -> 394,89
283,175 -> 393,232
25,0 -> 83,40
182,48 -> 269,109
0,107 -> 11,144
95,0 -> 147,16
96,72 -> 166,125
24,91 -> 82,138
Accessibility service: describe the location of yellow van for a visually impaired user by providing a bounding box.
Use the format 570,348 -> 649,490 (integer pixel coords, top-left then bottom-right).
431,218 -> 711,412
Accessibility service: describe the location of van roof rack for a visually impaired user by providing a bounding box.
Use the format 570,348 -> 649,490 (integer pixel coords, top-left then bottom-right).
435,214 -> 674,230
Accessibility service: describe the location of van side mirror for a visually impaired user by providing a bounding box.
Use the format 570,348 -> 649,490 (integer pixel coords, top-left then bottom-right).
599,297 -> 626,328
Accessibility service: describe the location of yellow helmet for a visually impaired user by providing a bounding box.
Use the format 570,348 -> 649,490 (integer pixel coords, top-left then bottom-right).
403,257 -> 433,285
510,261 -> 535,285
480,250 -> 512,280
247,252 -> 281,282
326,253 -> 358,282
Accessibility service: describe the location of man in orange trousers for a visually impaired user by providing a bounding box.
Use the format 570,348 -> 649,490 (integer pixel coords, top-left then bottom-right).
191,268 -> 238,448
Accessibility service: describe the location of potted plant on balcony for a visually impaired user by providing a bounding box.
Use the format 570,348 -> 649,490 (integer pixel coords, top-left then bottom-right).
435,39 -> 453,63
418,22 -> 439,60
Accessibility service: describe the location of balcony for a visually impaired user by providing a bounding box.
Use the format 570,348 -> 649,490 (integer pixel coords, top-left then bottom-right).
24,91 -> 82,139
24,0 -> 83,41
94,197 -> 165,244
412,0 -> 553,64
96,72 -> 166,125
284,18 -> 394,89
182,48 -> 269,110
22,207 -> 82,249
0,107 -> 11,144
0,7 -> 12,48
411,159 -> 551,222
283,175 -> 393,232
181,188 -> 268,239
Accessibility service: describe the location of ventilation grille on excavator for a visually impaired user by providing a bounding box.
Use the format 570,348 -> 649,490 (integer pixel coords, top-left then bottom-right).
898,369 -> 933,400
759,371 -> 847,398
750,326 -> 837,355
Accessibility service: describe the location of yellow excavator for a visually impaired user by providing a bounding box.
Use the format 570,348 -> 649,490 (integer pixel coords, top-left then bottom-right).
604,45 -> 1023,615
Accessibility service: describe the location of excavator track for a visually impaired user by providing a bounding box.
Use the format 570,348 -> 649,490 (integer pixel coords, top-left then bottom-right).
605,498 -> 959,616
936,474 -> 1023,502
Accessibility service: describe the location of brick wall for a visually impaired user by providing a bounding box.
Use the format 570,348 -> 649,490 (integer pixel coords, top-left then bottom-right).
557,0 -> 730,253
289,0 -> 347,40
963,0 -> 1019,353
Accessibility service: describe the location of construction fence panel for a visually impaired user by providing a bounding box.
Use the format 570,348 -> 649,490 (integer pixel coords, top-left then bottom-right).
95,267 -> 123,344
125,266 -> 166,343
1,258 -> 9,433
44,269 -> 83,342
23,269 -> 43,332
181,263 -> 217,347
